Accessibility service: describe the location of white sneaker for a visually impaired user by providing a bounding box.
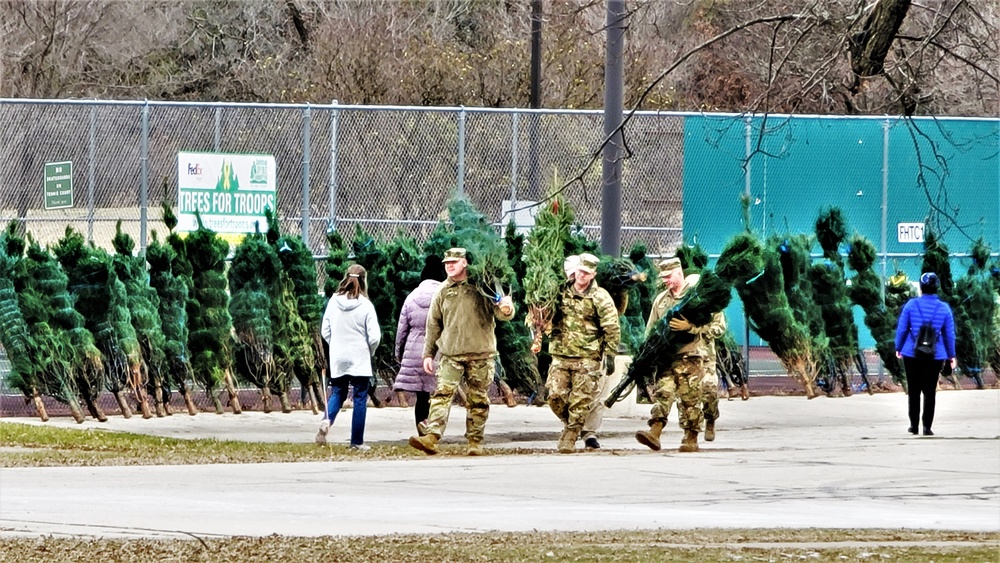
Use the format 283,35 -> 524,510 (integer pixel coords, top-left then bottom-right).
349,444 -> 371,451
315,420 -> 330,445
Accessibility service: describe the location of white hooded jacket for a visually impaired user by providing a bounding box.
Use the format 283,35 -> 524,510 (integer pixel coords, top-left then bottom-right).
321,293 -> 381,379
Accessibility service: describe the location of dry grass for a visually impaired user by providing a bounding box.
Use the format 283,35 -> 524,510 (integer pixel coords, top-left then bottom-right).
3,423 -> 997,561
1,530 -> 997,562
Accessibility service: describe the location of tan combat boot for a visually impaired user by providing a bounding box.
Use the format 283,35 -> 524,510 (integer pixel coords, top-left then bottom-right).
557,427 -> 580,453
740,384 -> 750,401
635,421 -> 664,451
408,433 -> 440,455
466,441 -> 485,456
678,429 -> 699,452
704,420 -> 716,442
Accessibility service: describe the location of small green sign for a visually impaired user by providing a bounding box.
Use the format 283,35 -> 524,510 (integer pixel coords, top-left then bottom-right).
44,161 -> 74,210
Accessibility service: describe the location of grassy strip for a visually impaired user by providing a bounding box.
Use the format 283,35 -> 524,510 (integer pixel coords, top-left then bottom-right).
0,421 -> 406,466
0,530 -> 996,562
0,422 -> 558,466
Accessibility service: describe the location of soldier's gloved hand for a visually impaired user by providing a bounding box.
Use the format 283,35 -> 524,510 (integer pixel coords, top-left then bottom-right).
669,316 -> 693,332
603,355 -> 615,375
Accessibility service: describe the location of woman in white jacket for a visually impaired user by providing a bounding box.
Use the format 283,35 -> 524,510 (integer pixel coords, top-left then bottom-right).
316,264 -> 381,449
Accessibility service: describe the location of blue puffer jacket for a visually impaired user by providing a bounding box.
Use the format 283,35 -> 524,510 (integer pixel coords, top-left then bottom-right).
894,294 -> 956,360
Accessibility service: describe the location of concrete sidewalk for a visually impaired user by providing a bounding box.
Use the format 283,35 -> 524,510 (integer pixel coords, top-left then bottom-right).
1,390 -> 998,538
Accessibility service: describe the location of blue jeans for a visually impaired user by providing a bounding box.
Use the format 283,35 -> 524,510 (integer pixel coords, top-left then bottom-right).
325,375 -> 370,446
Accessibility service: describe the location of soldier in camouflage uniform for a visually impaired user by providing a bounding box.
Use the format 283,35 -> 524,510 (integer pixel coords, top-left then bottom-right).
546,253 -> 620,453
635,258 -> 726,453
676,274 -> 725,442
408,248 -> 515,456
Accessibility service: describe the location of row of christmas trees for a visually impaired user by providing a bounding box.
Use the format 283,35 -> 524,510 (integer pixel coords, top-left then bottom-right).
0,191 -> 667,422
0,202 -> 333,422
715,203 -> 998,397
3,189 -> 995,423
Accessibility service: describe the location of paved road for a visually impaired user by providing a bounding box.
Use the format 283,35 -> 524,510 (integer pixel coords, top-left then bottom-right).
1,390 -> 998,538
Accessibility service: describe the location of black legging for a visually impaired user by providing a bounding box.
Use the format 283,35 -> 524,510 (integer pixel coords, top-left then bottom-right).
902,356 -> 945,431
414,391 -> 430,427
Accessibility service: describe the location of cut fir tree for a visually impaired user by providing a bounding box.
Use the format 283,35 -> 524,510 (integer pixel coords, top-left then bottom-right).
524,196 -> 573,353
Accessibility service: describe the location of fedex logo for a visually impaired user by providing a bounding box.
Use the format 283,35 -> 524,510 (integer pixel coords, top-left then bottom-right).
187,163 -> 203,175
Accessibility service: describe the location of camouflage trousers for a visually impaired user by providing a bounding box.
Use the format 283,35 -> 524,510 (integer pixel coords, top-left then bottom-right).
546,356 -> 602,430
648,355 -> 706,432
424,354 -> 493,443
678,359 -> 720,428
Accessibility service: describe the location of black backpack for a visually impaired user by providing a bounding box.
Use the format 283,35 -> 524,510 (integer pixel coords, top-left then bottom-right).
913,301 -> 940,359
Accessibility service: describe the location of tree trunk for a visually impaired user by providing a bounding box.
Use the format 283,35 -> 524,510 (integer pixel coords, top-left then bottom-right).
61,383 -> 85,424
849,0 -> 912,77
211,390 -> 225,414
115,390 -> 133,418
181,387 -> 198,415
32,389 -> 49,422
161,387 -> 173,415
83,392 -> 108,422
454,385 -> 468,407
135,387 -> 153,419
153,381 -> 166,417
224,370 -> 242,414
68,398 -> 85,424
279,391 -> 292,413
307,382 -> 320,415
395,390 -> 409,407
132,363 -> 153,419
261,387 -> 272,413
497,379 -> 517,407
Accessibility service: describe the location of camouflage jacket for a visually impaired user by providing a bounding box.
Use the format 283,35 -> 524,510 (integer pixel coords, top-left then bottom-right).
548,280 -> 620,360
647,278 -> 726,358
424,277 -> 515,359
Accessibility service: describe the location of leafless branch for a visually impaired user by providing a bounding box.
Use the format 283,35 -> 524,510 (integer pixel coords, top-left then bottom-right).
503,12 -> 813,219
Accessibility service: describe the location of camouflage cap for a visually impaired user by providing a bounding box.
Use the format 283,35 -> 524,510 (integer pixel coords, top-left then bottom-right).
577,253 -> 599,274
657,257 -> 681,277
442,247 -> 467,263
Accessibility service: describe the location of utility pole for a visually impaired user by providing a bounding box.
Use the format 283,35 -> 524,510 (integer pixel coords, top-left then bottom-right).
601,0 -> 626,255
527,0 -> 543,200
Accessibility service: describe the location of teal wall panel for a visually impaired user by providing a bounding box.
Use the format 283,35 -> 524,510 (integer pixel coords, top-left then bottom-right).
683,114 -> 999,348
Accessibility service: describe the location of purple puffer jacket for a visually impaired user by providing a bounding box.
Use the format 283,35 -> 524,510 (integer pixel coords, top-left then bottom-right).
393,279 -> 441,393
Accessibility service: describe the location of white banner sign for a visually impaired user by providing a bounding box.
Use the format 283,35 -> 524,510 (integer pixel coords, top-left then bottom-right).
176,151 -> 277,234
897,222 -> 924,243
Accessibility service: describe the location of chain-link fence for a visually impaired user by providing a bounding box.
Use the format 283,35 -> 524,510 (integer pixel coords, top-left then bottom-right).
0,100 -> 686,256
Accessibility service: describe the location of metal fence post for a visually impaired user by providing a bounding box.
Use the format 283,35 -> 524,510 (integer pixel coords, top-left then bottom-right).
140,100 -> 149,254
457,107 -> 466,196
87,104 -> 96,244
510,111 -> 519,209
743,115 -> 753,376
328,100 -> 340,237
879,117 -> 890,381
302,104 -> 311,248
214,104 -> 221,152
600,0 -> 626,256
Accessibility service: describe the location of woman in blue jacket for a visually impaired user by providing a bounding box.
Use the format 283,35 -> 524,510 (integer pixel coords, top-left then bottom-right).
894,272 -> 956,436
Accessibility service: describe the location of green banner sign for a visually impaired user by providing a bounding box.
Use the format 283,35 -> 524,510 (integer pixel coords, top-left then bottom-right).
176,152 -> 277,234
44,161 -> 74,210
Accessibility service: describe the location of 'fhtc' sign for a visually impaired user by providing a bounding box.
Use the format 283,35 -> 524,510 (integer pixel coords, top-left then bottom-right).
897,222 -> 924,243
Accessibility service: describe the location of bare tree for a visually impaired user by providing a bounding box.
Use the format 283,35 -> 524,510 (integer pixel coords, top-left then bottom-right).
0,1 -> 994,114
